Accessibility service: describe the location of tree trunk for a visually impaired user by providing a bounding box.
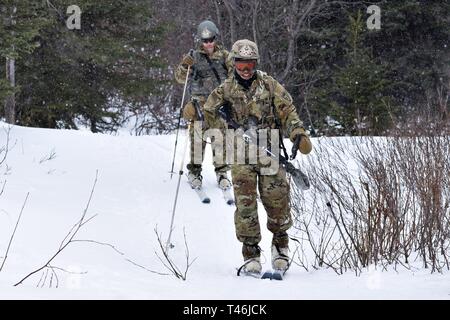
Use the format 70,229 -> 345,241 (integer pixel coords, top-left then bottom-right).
5,5 -> 17,124
252,0 -> 259,47
5,57 -> 16,124
278,0 -> 317,83
224,0 -> 236,47
212,0 -> 223,43
356,107 -> 362,136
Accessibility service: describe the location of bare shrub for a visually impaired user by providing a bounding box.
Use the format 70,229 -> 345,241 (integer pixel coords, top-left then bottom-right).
39,148 -> 57,164
291,120 -> 450,274
14,171 -> 100,287
0,193 -> 29,272
154,227 -> 196,281
0,126 -> 12,197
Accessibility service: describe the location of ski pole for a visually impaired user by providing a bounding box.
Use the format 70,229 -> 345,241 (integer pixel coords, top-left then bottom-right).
166,123 -> 191,252
169,64 -> 191,179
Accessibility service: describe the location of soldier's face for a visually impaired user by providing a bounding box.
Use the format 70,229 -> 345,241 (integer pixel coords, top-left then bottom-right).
235,60 -> 257,80
202,38 -> 215,54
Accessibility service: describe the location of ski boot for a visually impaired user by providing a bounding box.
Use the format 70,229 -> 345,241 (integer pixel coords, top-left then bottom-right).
243,257 -> 262,274
216,171 -> 231,190
238,244 -> 262,277
188,171 -> 203,189
271,245 -> 289,271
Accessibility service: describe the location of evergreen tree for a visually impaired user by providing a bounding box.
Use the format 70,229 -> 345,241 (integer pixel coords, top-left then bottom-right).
366,0 -> 450,121
10,0 -> 167,131
0,0 -> 50,123
2,1 -> 448,134
332,11 -> 392,135
299,1 -> 449,135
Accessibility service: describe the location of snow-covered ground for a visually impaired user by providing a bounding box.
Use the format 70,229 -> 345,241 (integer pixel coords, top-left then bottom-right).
0,122 -> 449,299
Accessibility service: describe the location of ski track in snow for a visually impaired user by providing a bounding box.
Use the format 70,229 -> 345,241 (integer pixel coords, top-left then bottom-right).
0,123 -> 449,299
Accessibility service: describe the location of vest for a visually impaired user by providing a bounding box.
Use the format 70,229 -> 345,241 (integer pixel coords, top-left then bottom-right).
222,71 -> 279,130
190,49 -> 228,97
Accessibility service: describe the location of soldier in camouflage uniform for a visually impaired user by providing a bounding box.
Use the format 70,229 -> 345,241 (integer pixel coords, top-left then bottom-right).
175,20 -> 233,190
204,39 -> 312,274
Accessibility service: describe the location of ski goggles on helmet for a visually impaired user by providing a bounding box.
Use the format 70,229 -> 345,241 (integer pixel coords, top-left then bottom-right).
202,37 -> 216,44
234,60 -> 257,72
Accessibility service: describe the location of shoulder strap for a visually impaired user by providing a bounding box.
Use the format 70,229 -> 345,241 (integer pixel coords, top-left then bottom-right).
222,78 -> 233,102
265,74 -> 289,159
262,74 -> 281,128
191,50 -> 199,80
203,53 -> 222,85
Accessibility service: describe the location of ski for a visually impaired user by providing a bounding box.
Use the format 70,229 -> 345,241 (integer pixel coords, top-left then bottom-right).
259,269 -> 286,280
261,270 -> 272,280
236,267 -> 286,280
194,187 -> 210,203
271,269 -> 284,281
220,187 -> 234,205
236,268 -> 284,280
238,270 -> 285,280
185,174 -> 210,203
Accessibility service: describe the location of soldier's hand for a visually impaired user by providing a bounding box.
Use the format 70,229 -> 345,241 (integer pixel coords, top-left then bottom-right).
181,53 -> 194,68
182,101 -> 196,121
290,128 -> 312,155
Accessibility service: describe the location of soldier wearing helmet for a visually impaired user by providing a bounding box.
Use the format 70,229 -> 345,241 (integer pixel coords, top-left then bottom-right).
175,20 -> 233,190
204,39 -> 313,276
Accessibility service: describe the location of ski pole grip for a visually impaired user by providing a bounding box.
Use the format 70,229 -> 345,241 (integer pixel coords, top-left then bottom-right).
290,134 -> 302,160
217,106 -> 227,122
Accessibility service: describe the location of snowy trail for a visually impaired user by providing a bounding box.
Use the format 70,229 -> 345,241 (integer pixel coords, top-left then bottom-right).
0,123 -> 449,299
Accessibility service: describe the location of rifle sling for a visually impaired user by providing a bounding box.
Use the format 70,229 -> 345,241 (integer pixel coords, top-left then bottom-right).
203,54 -> 222,85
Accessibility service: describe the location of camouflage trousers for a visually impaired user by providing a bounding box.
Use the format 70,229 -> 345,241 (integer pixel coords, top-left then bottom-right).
187,98 -> 229,175
231,164 -> 292,260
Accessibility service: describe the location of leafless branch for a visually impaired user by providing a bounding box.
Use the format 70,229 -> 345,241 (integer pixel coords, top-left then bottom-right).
39,148 -> 57,164
14,171 -> 99,287
70,239 -> 125,256
291,123 -> 450,274
0,127 -> 12,166
153,226 -> 196,281
183,228 -> 198,275
49,265 -> 88,275
278,0 -> 317,82
124,258 -> 169,276
45,0 -> 65,21
0,180 -> 6,197
0,192 -> 29,272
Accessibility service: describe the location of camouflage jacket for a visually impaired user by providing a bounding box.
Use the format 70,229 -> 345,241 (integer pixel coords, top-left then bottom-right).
204,70 -> 304,141
175,44 -> 233,98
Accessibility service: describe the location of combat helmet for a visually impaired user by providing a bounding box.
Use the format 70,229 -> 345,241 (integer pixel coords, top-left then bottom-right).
197,20 -> 219,40
231,39 -> 259,62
